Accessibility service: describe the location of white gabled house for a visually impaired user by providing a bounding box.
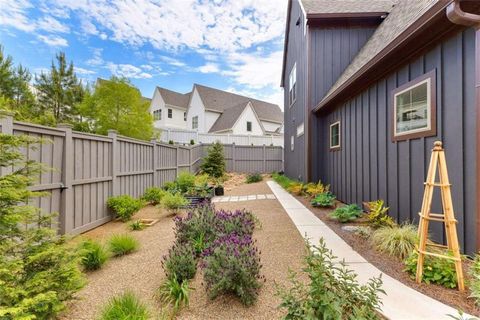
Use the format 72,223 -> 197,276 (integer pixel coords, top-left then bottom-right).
150,83 -> 283,136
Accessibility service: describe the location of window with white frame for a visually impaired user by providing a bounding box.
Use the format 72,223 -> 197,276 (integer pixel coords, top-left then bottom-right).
168,108 -> 173,119
290,135 -> 294,151
153,109 -> 161,121
289,63 -> 297,106
246,121 -> 252,132
330,121 -> 340,150
192,116 -> 198,129
184,112 -> 187,121
296,122 -> 304,137
393,71 -> 435,140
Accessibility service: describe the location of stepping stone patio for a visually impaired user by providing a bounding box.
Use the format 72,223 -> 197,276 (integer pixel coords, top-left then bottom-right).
212,194 -> 276,203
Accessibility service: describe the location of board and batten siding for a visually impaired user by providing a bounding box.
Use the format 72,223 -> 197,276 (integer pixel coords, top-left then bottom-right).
308,25 -> 377,180
283,0 -> 307,181
314,28 -> 477,254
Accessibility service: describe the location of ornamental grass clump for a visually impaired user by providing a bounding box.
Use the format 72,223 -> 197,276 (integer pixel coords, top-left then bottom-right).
99,291 -> 150,320
200,233 -> 264,306
276,239 -> 384,319
157,275 -> 192,313
78,239 -> 109,271
108,234 -> 139,257
371,224 -> 418,260
107,195 -> 143,222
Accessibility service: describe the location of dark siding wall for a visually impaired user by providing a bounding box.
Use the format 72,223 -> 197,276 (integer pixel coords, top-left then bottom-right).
309,26 -> 376,180
315,29 -> 477,254
283,0 -> 307,181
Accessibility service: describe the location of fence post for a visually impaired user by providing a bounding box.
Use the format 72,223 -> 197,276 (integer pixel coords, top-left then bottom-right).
108,130 -> 120,197
57,123 -> 74,234
232,143 -> 236,172
151,139 -> 158,186
263,144 -> 266,173
0,111 -> 14,176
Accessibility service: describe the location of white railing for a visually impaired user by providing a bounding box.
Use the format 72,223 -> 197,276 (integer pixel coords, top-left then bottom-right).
159,128 -> 284,147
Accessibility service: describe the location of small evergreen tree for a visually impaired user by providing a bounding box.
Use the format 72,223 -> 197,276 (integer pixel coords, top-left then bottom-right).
0,131 -> 85,319
201,141 -> 225,178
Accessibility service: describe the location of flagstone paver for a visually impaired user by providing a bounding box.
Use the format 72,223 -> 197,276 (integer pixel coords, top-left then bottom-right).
267,180 -> 474,320
212,194 -> 276,203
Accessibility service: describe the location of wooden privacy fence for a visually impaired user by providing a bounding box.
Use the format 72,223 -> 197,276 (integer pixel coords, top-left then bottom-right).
0,113 -> 283,235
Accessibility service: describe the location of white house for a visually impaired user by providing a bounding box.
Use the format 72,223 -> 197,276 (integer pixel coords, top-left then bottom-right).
150,83 -> 283,136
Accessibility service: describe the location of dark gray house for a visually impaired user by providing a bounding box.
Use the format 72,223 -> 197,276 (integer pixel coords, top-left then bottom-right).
281,0 -> 480,254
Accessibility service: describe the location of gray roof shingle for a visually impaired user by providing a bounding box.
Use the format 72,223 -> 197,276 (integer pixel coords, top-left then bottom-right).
301,0 -> 397,14
157,87 -> 191,109
321,0 -> 438,104
195,84 -> 283,123
208,102 -> 250,133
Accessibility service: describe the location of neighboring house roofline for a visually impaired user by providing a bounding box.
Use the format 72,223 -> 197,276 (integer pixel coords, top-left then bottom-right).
230,101 -> 265,135
312,0 -> 468,113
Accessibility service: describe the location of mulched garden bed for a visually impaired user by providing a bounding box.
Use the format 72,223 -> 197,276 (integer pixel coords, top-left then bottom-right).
293,194 -> 480,317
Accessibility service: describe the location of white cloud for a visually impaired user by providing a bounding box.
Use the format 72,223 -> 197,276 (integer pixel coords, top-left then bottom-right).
74,66 -> 95,75
196,63 -> 220,74
36,15 -> 70,33
106,63 -> 152,79
0,0 -> 35,32
159,56 -> 186,68
37,34 -> 68,47
86,48 -> 104,66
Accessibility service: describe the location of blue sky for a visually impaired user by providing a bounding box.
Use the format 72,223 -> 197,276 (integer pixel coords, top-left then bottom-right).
0,0 -> 287,109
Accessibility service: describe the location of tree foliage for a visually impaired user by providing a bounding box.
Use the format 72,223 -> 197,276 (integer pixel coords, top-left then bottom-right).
0,131 -> 85,319
79,77 -> 154,140
201,142 -> 226,178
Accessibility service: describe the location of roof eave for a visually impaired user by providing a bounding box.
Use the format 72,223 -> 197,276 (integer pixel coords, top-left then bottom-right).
313,1 -> 457,114
306,11 -> 389,20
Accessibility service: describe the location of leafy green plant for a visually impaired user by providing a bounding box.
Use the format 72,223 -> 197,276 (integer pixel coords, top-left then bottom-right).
142,187 -> 166,205
129,220 -> 146,231
287,182 -> 304,195
201,233 -> 264,306
246,173 -> 263,183
276,239 -> 384,319
157,276 -> 191,312
201,141 -> 226,178
107,195 -> 143,222
176,171 -> 196,194
169,140 -> 174,145
365,200 -> 395,229
304,181 -> 330,197
404,250 -> 458,288
0,133 -> 85,320
468,254 -> 480,305
78,239 -> 109,271
161,192 -> 189,215
190,139 -> 195,145
272,172 -> 295,189
447,310 -> 480,320
108,234 -> 139,257
330,204 -> 362,223
162,242 -> 197,283
99,291 -> 150,320
371,224 -> 418,260
311,192 -> 336,207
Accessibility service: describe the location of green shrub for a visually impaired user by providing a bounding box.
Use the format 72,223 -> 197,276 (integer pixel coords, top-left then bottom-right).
168,140 -> 174,145
469,255 -> 480,305
311,192 -> 336,207
0,134 -> 85,320
161,242 -> 197,283
304,181 -> 330,197
107,195 -> 143,222
276,239 -> 384,319
272,172 -> 295,189
142,187 -> 166,205
365,200 -> 395,229
129,220 -> 146,231
78,239 -> 109,271
246,173 -> 263,183
161,192 -> 189,215
158,276 -> 191,312
190,139 -> 195,145
99,291 -> 149,320
201,141 -> 225,178
108,234 -> 139,257
176,171 -> 196,194
330,204 -> 362,223
404,250 -> 458,288
371,224 -> 418,260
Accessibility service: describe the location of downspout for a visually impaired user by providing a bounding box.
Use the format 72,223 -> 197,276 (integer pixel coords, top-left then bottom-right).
446,0 -> 480,251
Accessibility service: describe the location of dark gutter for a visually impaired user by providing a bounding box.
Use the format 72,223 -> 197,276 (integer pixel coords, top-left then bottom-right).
312,0 -> 455,114
446,0 -> 480,252
280,0 -> 292,88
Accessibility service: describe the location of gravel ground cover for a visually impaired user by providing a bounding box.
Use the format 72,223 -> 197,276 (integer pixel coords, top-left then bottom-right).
60,179 -> 305,319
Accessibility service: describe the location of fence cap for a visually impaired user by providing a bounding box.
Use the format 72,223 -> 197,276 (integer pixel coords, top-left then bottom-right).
107,129 -> 118,134
0,110 -> 14,117
57,123 -> 73,129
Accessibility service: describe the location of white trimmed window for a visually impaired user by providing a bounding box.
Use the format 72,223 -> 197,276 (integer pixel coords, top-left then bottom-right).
246,121 -> 252,132
168,108 -> 173,118
290,135 -> 294,151
289,63 -> 297,106
393,71 -> 435,140
192,116 -> 198,129
296,122 -> 304,137
153,109 -> 161,121
330,121 -> 340,150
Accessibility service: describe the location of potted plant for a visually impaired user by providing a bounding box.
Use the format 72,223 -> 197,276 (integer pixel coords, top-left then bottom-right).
214,184 -> 224,196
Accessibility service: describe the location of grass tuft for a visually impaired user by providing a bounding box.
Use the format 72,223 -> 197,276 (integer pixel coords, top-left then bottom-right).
78,239 -> 109,271
371,224 -> 418,260
108,234 -> 139,257
99,291 -> 149,320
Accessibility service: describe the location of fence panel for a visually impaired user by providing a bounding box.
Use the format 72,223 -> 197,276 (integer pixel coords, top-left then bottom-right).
0,114 -> 283,235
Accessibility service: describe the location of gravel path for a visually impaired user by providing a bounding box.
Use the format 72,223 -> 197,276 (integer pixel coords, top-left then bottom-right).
60,179 -> 305,319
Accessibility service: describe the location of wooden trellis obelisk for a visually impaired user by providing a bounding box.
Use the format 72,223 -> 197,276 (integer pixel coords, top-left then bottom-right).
416,141 -> 464,291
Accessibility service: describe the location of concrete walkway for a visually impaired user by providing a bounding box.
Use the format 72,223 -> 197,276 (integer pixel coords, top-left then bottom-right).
212,194 -> 276,203
267,180 -> 473,320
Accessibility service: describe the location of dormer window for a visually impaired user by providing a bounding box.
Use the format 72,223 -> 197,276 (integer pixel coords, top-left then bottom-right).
247,121 -> 252,132
289,63 -> 297,107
